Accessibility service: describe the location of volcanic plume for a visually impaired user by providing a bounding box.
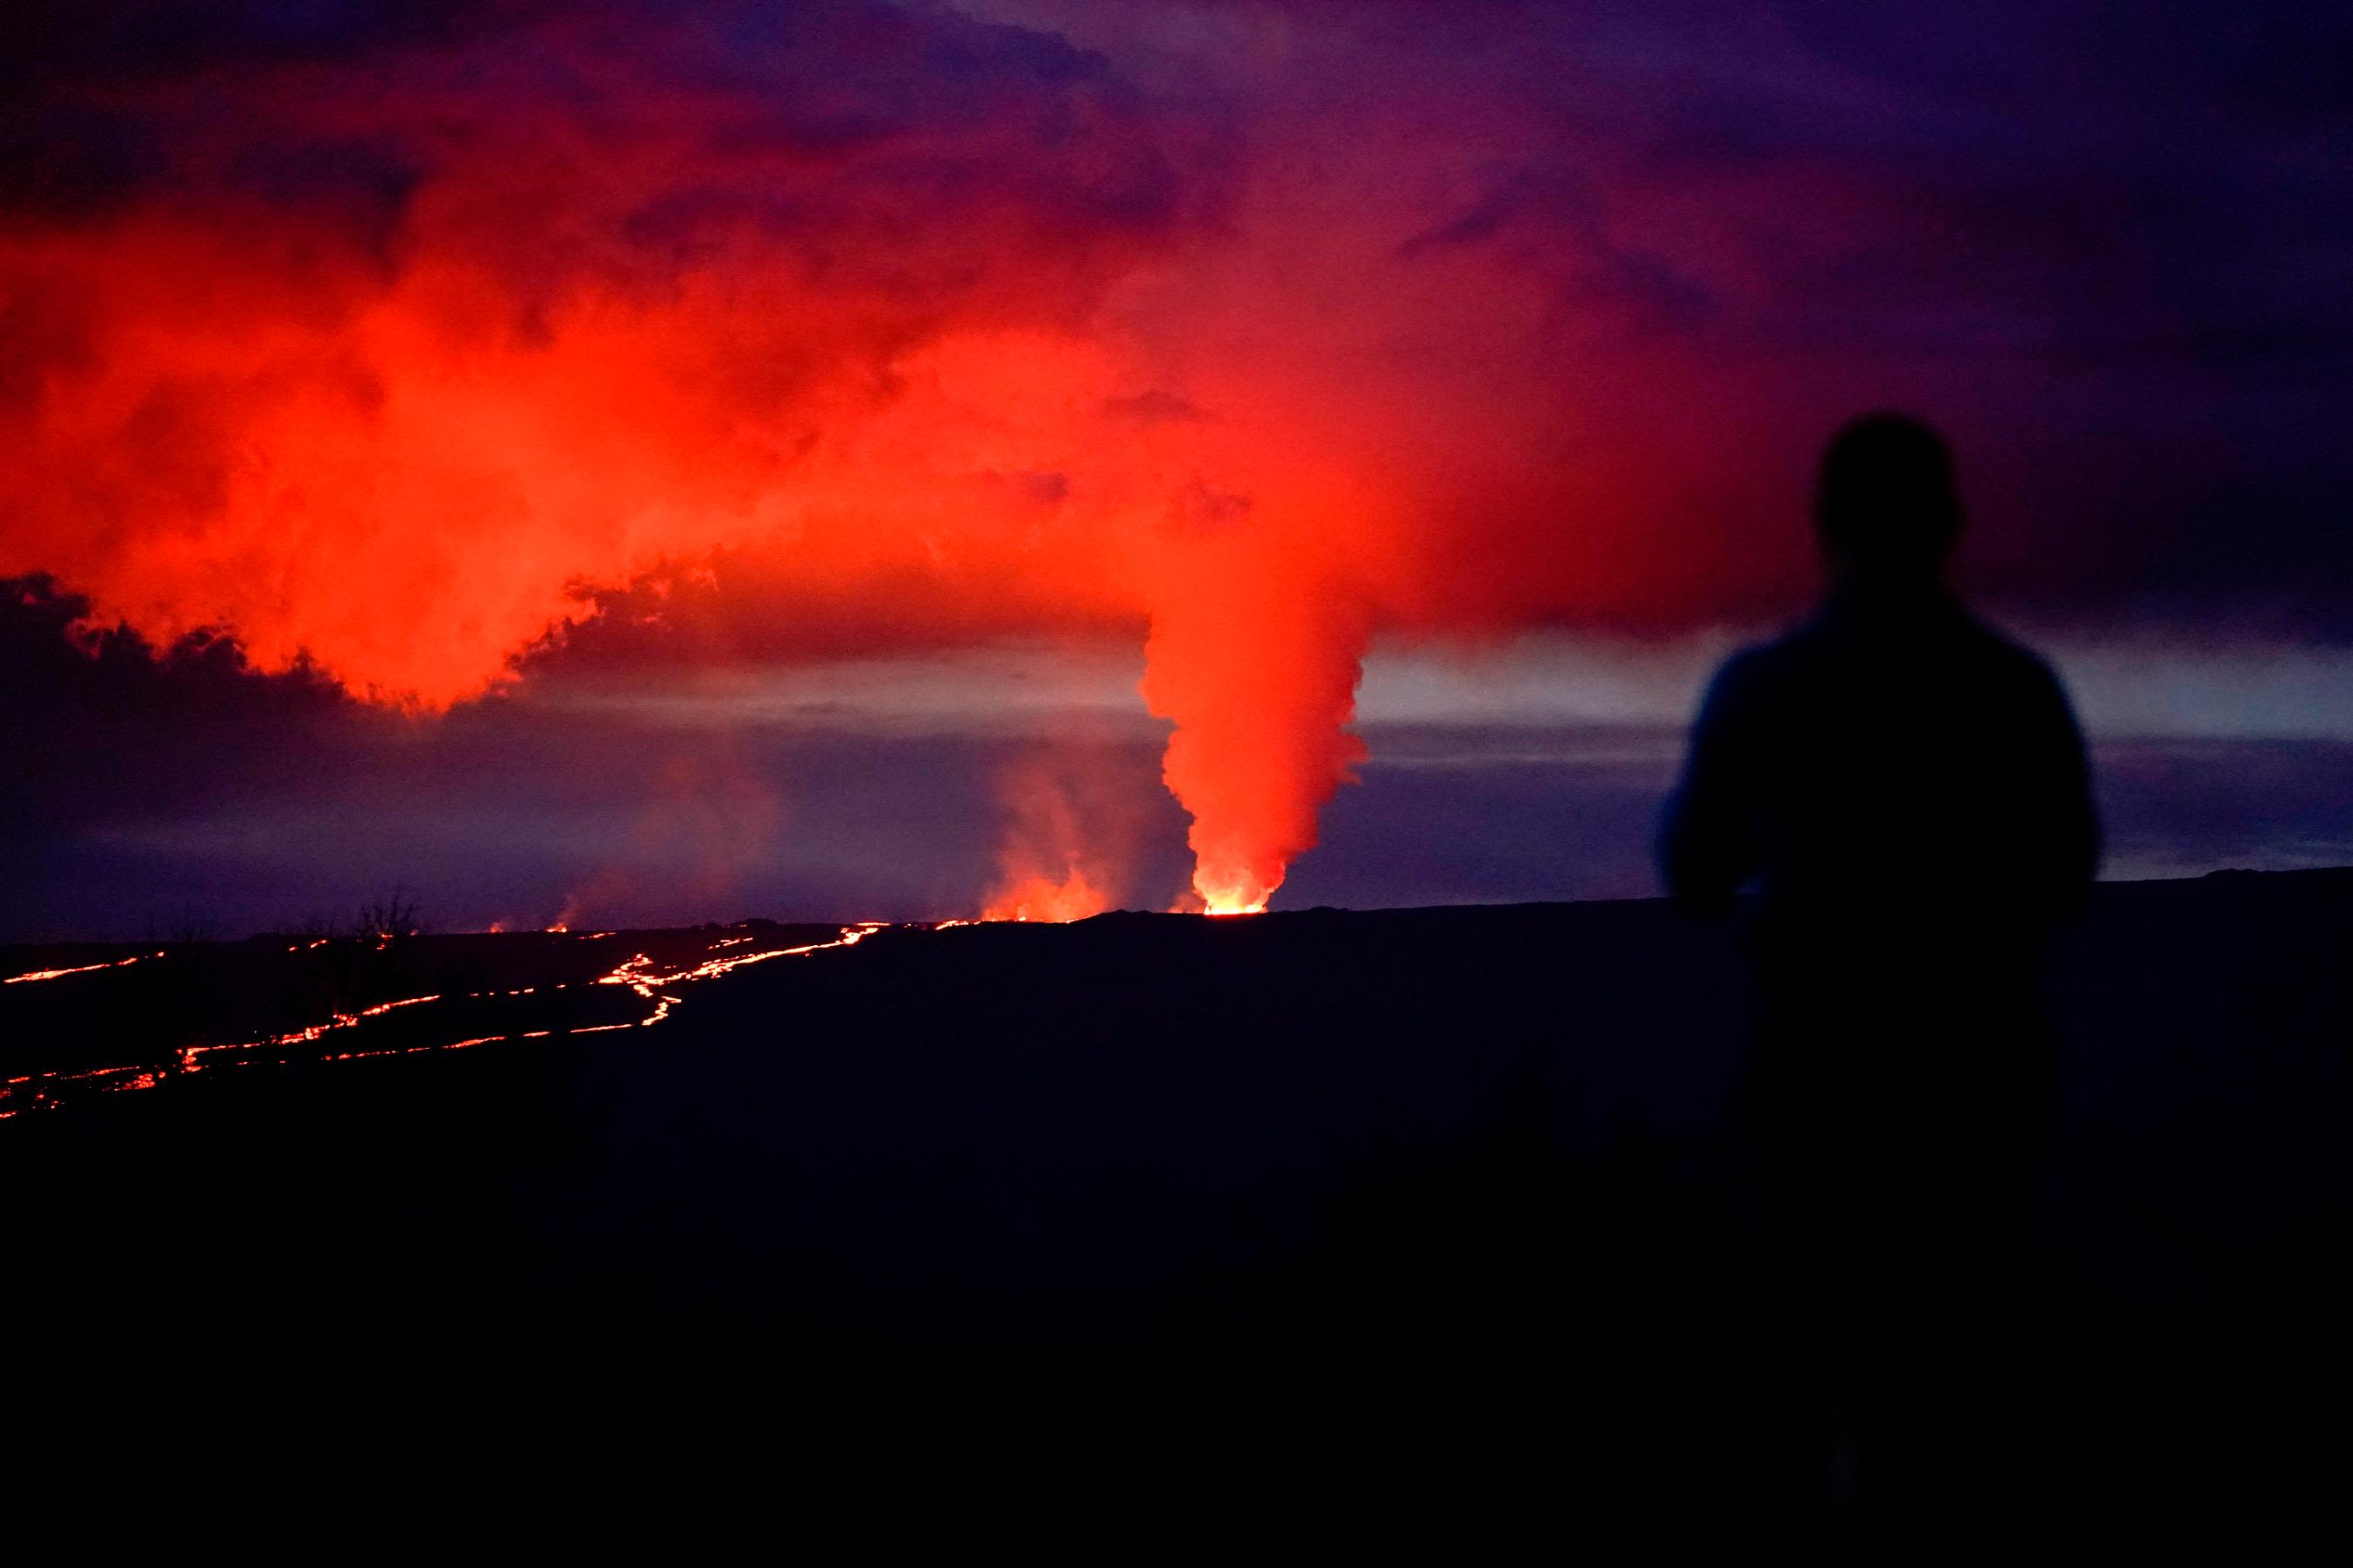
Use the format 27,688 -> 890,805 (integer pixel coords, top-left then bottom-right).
3,1 -> 2338,914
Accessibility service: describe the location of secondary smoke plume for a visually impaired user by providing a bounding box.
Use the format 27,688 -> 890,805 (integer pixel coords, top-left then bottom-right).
978,766 -> 1110,924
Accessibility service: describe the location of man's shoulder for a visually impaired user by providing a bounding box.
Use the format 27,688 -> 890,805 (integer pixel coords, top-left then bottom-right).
1693,634 -> 1805,727
1953,613 -> 2068,692
1715,624 -> 1822,687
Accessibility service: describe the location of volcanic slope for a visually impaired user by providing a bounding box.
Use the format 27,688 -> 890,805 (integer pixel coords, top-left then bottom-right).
5,872 -> 2348,1552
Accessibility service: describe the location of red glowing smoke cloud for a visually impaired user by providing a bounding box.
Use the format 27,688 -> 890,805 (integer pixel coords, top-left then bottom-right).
0,3 -> 1889,910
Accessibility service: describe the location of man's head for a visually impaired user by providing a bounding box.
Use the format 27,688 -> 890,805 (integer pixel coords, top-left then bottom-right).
1813,413 -> 1962,590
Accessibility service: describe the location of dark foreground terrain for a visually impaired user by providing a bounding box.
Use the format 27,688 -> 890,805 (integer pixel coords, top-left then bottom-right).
5,873 -> 2349,1553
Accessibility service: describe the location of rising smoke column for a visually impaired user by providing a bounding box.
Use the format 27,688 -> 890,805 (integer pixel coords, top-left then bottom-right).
1136,492 -> 1377,913
1143,592 -> 1369,913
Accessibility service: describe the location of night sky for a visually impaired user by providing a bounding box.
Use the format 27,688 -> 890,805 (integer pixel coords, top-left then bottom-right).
3,1 -> 2348,939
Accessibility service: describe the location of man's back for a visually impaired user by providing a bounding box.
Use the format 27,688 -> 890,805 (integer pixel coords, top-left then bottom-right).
1663,587 -> 2096,950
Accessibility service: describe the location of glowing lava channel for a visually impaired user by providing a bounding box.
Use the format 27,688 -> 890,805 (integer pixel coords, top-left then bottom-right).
3,952 -> 163,984
0,923 -> 893,1118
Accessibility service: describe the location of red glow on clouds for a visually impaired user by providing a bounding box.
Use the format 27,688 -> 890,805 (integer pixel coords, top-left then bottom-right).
0,3 -> 1862,910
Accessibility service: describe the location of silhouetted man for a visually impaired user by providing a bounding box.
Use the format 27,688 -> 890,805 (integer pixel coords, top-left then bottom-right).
1660,413 -> 2097,1550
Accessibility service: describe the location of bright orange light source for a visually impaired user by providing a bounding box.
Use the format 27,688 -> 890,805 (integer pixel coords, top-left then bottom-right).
981,870 -> 1107,923
1192,868 -> 1274,917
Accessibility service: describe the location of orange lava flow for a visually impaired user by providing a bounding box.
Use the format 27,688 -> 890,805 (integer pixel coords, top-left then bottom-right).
0,923 -> 888,1118
4,952 -> 161,985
